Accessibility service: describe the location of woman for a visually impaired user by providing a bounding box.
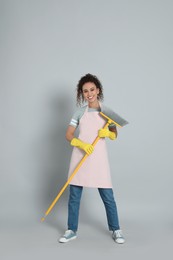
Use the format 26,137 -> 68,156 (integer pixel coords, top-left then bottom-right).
59,73 -> 125,244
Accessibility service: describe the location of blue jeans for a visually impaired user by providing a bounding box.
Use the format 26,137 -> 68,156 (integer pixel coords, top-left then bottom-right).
68,185 -> 120,232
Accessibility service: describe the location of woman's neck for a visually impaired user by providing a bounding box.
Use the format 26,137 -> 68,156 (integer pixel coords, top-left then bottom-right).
88,100 -> 100,109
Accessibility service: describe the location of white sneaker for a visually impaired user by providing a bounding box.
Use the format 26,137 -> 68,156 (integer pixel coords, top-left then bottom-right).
112,230 -> 125,244
59,230 -> 77,243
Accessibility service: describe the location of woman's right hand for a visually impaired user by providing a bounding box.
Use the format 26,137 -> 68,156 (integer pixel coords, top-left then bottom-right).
71,138 -> 94,155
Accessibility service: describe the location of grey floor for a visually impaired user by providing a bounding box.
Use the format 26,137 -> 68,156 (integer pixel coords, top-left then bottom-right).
1,201 -> 172,260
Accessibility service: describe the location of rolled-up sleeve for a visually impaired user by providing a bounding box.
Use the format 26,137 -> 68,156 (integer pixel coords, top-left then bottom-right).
69,106 -> 86,128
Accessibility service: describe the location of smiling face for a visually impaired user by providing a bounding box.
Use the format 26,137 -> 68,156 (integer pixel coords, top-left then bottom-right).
82,82 -> 100,107
76,73 -> 104,106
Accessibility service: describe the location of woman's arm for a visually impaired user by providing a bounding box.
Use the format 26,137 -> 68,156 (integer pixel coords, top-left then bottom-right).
109,125 -> 118,137
65,125 -> 76,142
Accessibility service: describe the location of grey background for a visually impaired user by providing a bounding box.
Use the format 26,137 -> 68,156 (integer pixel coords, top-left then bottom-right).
0,0 -> 173,259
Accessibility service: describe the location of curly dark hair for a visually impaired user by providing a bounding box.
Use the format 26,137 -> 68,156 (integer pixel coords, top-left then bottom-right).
76,73 -> 104,106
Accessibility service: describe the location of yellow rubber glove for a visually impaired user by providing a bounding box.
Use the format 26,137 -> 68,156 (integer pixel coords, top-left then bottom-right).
70,138 -> 94,155
98,129 -> 117,140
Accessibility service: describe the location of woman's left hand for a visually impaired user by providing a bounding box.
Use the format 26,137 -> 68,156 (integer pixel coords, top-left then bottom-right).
98,129 -> 117,140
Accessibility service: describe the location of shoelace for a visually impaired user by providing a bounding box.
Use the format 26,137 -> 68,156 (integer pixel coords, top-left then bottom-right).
64,230 -> 75,238
114,230 -> 123,238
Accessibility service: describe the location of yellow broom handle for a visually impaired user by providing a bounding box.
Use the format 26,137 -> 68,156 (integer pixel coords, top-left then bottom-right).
41,120 -> 110,221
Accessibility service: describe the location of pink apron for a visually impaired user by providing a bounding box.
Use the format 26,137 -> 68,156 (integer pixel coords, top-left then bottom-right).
68,106 -> 112,188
